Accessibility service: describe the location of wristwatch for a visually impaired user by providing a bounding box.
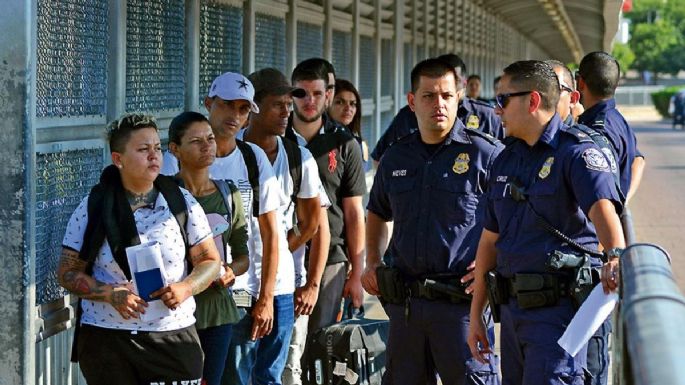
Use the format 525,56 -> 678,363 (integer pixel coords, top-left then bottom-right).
605,247 -> 624,260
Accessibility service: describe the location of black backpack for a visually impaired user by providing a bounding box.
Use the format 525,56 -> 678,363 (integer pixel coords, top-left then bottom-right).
236,138 -> 302,217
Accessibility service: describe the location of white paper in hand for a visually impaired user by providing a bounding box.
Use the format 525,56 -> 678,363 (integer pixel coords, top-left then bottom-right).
126,241 -> 170,321
558,285 -> 618,357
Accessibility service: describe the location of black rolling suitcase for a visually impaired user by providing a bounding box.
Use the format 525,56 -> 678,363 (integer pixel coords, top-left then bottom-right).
302,318 -> 389,385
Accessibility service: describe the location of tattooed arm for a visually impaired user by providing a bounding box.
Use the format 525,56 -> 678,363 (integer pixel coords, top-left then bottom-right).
151,237 -> 220,310
57,248 -> 147,319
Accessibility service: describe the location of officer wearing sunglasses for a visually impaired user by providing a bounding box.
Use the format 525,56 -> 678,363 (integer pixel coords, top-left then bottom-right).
468,60 -> 625,385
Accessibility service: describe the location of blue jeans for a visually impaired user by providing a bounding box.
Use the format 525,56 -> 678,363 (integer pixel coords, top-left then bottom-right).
198,324 -> 233,385
586,318 -> 611,385
222,294 -> 295,385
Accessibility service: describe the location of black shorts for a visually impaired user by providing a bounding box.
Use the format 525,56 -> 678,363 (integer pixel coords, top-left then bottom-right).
77,324 -> 203,385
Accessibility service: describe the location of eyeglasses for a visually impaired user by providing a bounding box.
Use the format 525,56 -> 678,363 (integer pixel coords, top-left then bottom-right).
560,84 -> 573,93
495,91 -> 533,109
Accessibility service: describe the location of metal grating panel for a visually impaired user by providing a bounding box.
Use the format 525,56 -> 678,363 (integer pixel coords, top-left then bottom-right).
361,115 -> 373,144
359,36 -> 375,99
331,30 -> 352,80
255,14 -> 286,73
297,22 -> 323,63
381,110 -> 394,135
126,0 -> 186,112
381,39 -> 393,97
403,43 -> 412,93
35,149 -> 104,305
36,0 -> 109,118
200,1 -> 243,101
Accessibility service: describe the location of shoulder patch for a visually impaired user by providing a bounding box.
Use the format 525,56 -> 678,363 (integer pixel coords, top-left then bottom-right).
582,148 -> 610,172
464,127 -> 499,145
563,126 -> 594,144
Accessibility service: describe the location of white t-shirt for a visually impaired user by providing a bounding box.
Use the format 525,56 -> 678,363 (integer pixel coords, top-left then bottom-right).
62,189 -> 212,332
269,136 -> 329,288
163,141 -> 292,296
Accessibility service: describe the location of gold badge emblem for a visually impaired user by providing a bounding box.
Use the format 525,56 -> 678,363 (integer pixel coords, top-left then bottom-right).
538,157 -> 554,179
453,153 -> 470,174
466,115 -> 480,129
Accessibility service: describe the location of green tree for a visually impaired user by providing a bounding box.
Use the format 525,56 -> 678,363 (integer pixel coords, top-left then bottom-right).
624,0 -> 685,75
612,43 -> 635,77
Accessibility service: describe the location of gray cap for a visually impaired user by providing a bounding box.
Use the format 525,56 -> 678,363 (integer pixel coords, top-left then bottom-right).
248,68 -> 306,100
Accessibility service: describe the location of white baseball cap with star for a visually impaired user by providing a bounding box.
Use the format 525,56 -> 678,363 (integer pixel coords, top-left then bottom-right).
208,72 -> 260,113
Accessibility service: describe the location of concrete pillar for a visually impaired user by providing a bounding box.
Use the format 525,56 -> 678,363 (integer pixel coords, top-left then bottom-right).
185,0 -> 200,111
243,0 -> 256,74
0,0 -> 34,383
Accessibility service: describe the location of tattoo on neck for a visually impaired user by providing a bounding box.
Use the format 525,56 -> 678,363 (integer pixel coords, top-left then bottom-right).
126,187 -> 158,208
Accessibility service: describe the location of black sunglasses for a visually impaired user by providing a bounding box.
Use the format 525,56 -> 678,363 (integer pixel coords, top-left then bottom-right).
560,84 -> 573,93
495,91 -> 533,109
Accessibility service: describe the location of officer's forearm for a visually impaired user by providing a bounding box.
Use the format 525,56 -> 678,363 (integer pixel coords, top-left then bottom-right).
343,196 -> 365,277
625,156 -> 645,203
470,229 -> 499,316
288,197 -> 321,252
588,199 -> 626,250
366,211 -> 389,268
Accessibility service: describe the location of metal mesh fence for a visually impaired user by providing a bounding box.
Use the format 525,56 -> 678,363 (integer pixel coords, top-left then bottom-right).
297,22 -> 323,63
361,115 -> 373,145
404,43 -> 412,93
199,1 -> 243,102
255,14 -> 286,73
381,39 -> 393,96
35,149 -> 104,305
36,0 -> 109,118
332,30 -> 352,80
126,0 -> 186,112
358,36 -> 375,99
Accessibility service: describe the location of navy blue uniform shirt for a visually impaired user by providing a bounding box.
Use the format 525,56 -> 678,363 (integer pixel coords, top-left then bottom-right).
370,100 -> 504,162
367,120 -> 503,278
577,98 -> 642,195
484,114 -> 623,278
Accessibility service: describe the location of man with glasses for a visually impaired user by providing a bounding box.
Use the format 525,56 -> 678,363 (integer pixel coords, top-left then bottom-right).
362,58 -> 502,385
576,51 -> 645,204
468,60 -> 625,385
547,59 -> 621,385
371,53 -> 504,166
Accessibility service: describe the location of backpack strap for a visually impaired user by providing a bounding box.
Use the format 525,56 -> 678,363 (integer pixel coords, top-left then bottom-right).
281,137 -> 303,204
155,174 -> 190,255
236,140 -> 260,217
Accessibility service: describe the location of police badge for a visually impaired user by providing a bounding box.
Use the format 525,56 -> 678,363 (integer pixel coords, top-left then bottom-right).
582,148 -> 610,172
538,157 -> 554,179
466,115 -> 480,129
453,153 -> 470,174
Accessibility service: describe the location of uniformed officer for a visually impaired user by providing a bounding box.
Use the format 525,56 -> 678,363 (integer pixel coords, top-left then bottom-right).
370,53 -> 504,165
362,58 -> 502,385
467,60 -> 625,385
546,59 -> 619,385
576,51 -> 645,203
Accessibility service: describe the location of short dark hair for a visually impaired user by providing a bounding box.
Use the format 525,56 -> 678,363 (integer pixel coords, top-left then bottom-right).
168,111 -> 209,145
502,60 -> 560,111
106,113 -> 158,153
333,78 -> 362,137
410,58 -> 460,93
544,59 -> 575,91
292,58 -> 333,85
436,53 -> 467,76
467,74 -> 481,83
578,51 -> 620,98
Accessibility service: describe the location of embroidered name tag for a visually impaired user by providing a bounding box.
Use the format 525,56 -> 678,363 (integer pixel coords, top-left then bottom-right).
392,169 -> 407,177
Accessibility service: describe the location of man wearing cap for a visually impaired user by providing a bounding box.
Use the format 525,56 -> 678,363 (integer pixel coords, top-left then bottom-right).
371,53 -> 504,166
160,72 -> 285,384
240,67 -> 332,385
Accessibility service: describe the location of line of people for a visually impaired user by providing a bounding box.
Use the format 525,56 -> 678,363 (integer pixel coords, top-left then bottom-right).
57,49 -> 643,385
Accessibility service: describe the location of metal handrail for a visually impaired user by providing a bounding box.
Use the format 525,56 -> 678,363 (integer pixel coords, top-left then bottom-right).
612,207 -> 685,385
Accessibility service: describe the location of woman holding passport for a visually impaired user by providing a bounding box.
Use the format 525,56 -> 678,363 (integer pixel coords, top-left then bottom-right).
57,113 -> 221,385
168,111 -> 250,385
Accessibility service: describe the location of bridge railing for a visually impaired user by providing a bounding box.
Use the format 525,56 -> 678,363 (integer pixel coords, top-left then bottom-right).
614,85 -> 665,106
612,208 -> 685,385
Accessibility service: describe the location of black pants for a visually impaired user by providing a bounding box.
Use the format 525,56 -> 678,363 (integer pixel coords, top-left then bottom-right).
78,324 -> 204,385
